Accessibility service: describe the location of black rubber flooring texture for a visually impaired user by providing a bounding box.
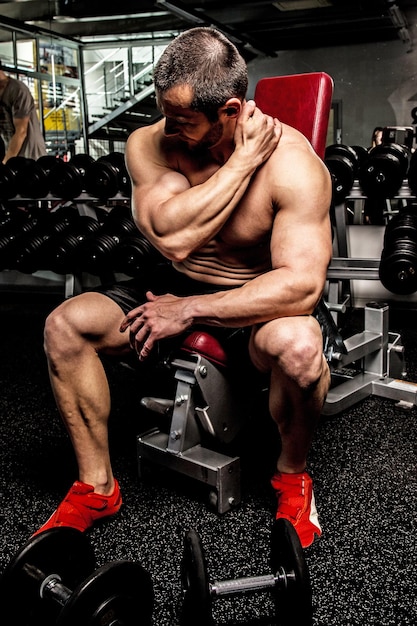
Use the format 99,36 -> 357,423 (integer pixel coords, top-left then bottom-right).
0,292 -> 416,625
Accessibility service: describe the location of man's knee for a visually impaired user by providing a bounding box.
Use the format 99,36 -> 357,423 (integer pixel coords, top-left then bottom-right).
44,292 -> 130,362
252,317 -> 324,387
44,301 -> 80,361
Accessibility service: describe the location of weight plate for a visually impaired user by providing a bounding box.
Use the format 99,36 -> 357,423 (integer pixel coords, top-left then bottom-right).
368,143 -> 409,170
270,519 -> 312,626
56,560 -> 153,626
383,212 -> 417,246
70,153 -> 95,171
181,530 -> 213,626
350,145 -> 368,166
325,155 -> 355,202
85,162 -> 119,198
20,163 -> 50,198
360,156 -> 404,197
379,247 -> 417,295
0,527 -> 96,626
0,163 -> 18,199
115,235 -> 161,276
50,161 -> 84,199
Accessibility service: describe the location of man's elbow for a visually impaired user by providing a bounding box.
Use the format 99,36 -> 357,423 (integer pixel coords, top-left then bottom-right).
137,229 -> 190,263
303,280 -> 328,314
157,242 -> 190,263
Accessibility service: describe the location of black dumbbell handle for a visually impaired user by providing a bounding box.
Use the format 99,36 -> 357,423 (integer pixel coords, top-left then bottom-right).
210,567 -> 293,598
23,562 -> 72,606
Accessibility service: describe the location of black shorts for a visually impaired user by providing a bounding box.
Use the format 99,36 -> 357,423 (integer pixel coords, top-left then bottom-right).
97,263 -> 233,314
96,263 -> 255,372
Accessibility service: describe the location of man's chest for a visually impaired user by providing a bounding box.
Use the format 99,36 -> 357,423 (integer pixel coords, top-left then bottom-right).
218,189 -> 274,248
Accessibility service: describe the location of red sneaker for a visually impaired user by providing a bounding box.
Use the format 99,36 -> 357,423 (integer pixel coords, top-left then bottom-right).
33,479 -> 122,536
271,471 -> 321,548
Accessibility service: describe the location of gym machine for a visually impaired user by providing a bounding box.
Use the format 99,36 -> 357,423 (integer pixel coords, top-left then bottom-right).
325,127 -> 417,414
137,301 -> 345,515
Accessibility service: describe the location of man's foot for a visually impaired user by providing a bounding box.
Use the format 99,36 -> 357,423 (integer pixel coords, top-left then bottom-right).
33,479 -> 122,536
271,471 -> 321,548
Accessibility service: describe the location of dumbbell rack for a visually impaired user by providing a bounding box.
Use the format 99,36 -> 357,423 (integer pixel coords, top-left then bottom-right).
325,179 -> 417,414
0,193 -> 131,298
328,178 -> 416,307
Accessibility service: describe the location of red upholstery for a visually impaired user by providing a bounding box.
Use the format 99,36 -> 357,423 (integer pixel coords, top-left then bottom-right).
254,72 -> 334,159
181,331 -> 228,368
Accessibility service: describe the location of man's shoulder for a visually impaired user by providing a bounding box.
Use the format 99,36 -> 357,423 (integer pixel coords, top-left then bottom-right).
127,120 -> 187,164
273,123 -> 323,167
8,78 -> 29,94
4,78 -> 32,107
279,123 -> 312,149
129,119 -> 164,143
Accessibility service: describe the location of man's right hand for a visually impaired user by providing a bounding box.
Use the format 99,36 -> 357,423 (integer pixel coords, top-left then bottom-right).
234,100 -> 282,167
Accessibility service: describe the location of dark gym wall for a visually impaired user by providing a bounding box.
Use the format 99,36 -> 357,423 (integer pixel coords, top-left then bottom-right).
247,7 -> 417,149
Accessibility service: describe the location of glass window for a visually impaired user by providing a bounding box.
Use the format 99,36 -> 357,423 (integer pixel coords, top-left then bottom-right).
84,47 -> 129,119
42,79 -> 83,157
16,37 -> 37,71
39,40 -> 79,79
0,29 -> 14,67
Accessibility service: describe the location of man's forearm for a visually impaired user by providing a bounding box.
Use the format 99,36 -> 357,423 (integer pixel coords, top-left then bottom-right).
145,152 -> 257,261
4,132 -> 26,161
182,269 -> 324,329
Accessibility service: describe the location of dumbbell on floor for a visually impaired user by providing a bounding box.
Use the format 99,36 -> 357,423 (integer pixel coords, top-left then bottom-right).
180,518 -> 312,626
0,527 -> 154,626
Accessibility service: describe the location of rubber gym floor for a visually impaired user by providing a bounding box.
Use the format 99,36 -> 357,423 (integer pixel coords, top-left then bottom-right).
0,290 -> 416,626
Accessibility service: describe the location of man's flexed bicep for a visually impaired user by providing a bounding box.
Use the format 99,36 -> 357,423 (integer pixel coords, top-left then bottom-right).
125,108 -> 281,263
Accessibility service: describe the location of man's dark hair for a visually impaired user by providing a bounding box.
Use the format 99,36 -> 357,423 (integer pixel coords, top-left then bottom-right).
153,27 -> 248,122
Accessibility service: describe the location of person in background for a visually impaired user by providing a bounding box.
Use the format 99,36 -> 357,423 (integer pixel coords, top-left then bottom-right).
369,126 -> 383,150
0,60 -> 47,163
364,126 -> 386,223
34,27 -> 332,549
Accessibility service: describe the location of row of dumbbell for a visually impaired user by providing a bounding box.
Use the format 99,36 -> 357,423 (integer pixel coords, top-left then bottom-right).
3,143 -> 414,205
379,209 -> 417,295
2,201 -> 416,294
0,151 -> 131,201
0,519 -> 310,626
0,205 -> 162,276
325,139 -> 417,203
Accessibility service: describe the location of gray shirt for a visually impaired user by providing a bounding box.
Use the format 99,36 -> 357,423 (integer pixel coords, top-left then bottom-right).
0,77 -> 46,160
